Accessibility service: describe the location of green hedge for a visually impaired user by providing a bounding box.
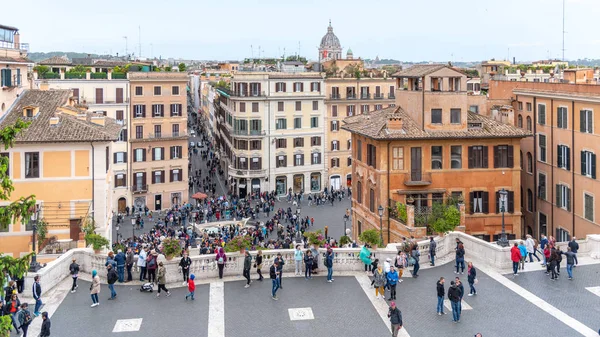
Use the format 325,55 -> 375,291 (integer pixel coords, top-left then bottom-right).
41,72 -> 60,79
112,72 -> 127,79
65,72 -> 86,79
91,72 -> 107,79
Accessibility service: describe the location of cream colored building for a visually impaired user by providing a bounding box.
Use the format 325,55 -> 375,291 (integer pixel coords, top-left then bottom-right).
0,24 -> 32,117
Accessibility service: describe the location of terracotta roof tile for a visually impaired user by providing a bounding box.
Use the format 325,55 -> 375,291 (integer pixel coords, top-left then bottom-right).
392,64 -> 447,77
38,55 -> 71,65
0,56 -> 34,64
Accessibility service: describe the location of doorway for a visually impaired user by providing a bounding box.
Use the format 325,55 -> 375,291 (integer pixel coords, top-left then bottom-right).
118,197 -> 127,213
329,175 -> 341,190
410,147 -> 422,181
293,174 -> 304,193
154,194 -> 162,211
69,219 -> 81,242
346,174 -> 352,188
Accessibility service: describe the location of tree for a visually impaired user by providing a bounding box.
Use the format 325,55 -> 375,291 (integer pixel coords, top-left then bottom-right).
67,65 -> 89,73
178,63 -> 186,72
359,229 -> 382,247
33,65 -> 50,76
431,204 -> 461,234
164,66 -> 172,72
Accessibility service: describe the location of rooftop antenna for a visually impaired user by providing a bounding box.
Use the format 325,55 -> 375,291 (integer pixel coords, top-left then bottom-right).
123,36 -> 128,59
298,41 -> 301,59
562,0 -> 566,61
138,26 -> 141,58
251,45 -> 253,61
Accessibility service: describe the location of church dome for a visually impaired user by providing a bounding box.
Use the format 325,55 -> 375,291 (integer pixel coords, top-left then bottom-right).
320,21 -> 341,48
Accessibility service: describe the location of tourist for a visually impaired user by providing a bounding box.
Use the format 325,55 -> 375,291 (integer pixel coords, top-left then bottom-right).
518,241 -> 527,270
394,251 -> 406,282
540,234 -> 549,266
543,245 -> 551,273
107,264 -> 118,300
90,270 -> 100,307
525,235 -> 540,262
180,252 -> 192,284
448,281 -> 461,323
373,265 -> 386,299
115,249 -> 126,282
411,245 -> 420,278
243,250 -> 252,288
156,262 -> 171,297
387,266 -> 399,301
455,277 -> 464,313
255,250 -> 264,281
455,243 -> 465,274
510,242 -> 521,276
568,237 -> 579,267
69,258 -> 79,293
138,247 -> 147,281
429,236 -> 437,266
563,247 -> 577,280
216,247 -> 226,279
360,244 -> 372,274
275,252 -> 285,289
105,251 -> 117,269
270,260 -> 280,300
304,250 -> 314,279
4,293 -> 20,334
383,258 -> 392,289
294,245 -> 303,276
16,303 -> 32,337
32,275 -> 42,317
185,274 -> 196,300
125,248 -> 134,282
39,312 -> 51,337
467,261 -> 477,296
387,301 -> 403,337
146,249 -> 159,284
436,277 -> 446,315
325,248 -> 334,283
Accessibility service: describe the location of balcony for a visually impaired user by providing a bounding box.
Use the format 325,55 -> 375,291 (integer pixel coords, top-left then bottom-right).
146,131 -> 188,139
0,41 -> 29,52
388,93 -> 395,99
232,129 -> 266,136
360,93 -> 371,100
330,94 -> 341,100
374,94 -> 385,99
403,172 -> 432,186
346,94 -> 357,100
228,165 -> 267,178
132,184 -> 148,194
231,91 -> 266,98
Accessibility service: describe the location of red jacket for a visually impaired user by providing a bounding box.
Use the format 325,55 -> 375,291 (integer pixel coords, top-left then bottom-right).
188,279 -> 196,292
511,246 -> 522,262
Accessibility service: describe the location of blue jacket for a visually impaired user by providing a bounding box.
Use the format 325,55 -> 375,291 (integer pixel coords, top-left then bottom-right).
325,252 -> 334,268
105,256 -> 117,268
540,237 -> 548,249
518,244 -> 527,258
115,252 -> 126,266
387,270 -> 399,286
359,246 -> 372,265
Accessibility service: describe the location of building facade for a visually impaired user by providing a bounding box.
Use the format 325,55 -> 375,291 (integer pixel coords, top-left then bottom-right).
318,21 -> 342,63
128,72 -> 189,211
0,24 -> 32,117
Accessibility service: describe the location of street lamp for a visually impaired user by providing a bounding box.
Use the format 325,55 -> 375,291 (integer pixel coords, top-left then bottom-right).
295,207 -> 302,243
343,214 -> 348,236
497,188 -> 509,247
377,205 -> 384,246
29,206 -> 41,272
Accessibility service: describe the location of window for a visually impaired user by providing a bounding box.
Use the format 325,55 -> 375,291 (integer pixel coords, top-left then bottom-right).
585,193 -> 594,222
239,102 -> 246,113
170,169 -> 181,182
276,155 -> 287,168
331,158 -> 339,167
153,147 -> 164,161
293,82 -> 303,92
431,109 -> 442,124
431,146 -> 443,169
470,191 -> 489,214
114,174 -> 126,187
275,82 -> 286,92
538,172 -> 546,200
154,86 -> 161,95
557,107 -> 568,129
278,102 -> 284,112
539,135 -> 547,162
276,118 -> 287,130
392,147 -> 404,170
469,105 -> 479,114
330,120 -> 339,131
526,102 -> 532,111
116,110 -> 124,122
557,228 -> 570,242
250,140 -> 261,150
249,83 -> 261,96
294,137 -> 304,147
494,190 -> 515,213
294,117 -> 302,129
527,116 -> 532,131
369,189 -> 375,213
581,150 -> 596,178
556,184 -> 571,211
527,189 -> 533,212
450,109 -> 461,124
24,152 -> 39,178
312,152 -> 321,165
135,126 -> 143,139
361,104 -> 369,114
367,144 -> 377,168
357,140 -> 362,161
527,152 -> 533,173
347,139 -> 352,150
518,102 -> 523,110
312,101 -> 318,111
152,104 -> 164,117
153,170 -> 164,184
134,104 -> 146,118
95,88 -> 103,104
170,146 -> 182,159
468,146 -> 488,168
331,105 -> 338,117
154,125 -> 162,138
517,115 -> 523,128
135,86 -> 143,96
235,140 -> 248,150
118,129 -> 127,142
276,139 -> 287,149
250,157 -> 262,170
294,154 -> 304,166
375,104 -> 382,111
172,124 -> 180,136
311,117 -> 318,128
331,140 -> 339,151
357,181 -> 362,204
451,146 -> 462,169
237,157 -> 248,169
580,109 -> 593,134
250,120 -> 261,133
494,145 -> 514,168
134,148 -> 145,162
295,101 -> 301,111
538,104 -> 546,125
252,102 -> 259,113
172,86 -> 180,95
114,152 -> 126,163
557,145 -> 570,170
347,105 -> 356,116
311,136 -> 321,146
310,82 -> 320,92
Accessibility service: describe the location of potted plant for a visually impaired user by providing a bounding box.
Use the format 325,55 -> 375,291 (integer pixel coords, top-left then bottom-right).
85,233 -> 109,253
303,230 -> 326,247
161,237 -> 182,260
224,235 -> 252,253
359,229 -> 382,248
339,235 -> 352,247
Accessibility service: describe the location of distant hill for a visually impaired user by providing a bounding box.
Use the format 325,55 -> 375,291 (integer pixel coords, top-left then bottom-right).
27,52 -> 111,63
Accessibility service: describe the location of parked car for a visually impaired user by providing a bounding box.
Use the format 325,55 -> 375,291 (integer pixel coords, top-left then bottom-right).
190,141 -> 195,147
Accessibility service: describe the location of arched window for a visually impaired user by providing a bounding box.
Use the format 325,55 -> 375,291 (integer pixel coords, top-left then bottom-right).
517,115 -> 523,128
526,116 -> 532,131
527,189 -> 533,212
527,152 -> 533,173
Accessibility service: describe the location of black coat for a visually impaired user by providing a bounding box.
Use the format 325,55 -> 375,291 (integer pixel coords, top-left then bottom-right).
39,318 -> 51,337
388,307 -> 403,325
448,285 -> 461,302
269,265 -> 277,279
468,267 -> 477,283
436,281 -> 445,297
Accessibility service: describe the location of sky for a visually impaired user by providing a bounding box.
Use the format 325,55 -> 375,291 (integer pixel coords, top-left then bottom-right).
4,0 -> 599,62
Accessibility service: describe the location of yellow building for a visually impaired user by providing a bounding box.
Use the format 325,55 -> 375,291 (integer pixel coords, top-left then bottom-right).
0,89 -> 121,257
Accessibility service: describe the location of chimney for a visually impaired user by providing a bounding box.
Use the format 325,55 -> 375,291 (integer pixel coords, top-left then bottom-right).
49,117 -> 59,126
13,32 -> 20,49
387,117 -> 403,131
90,116 -> 105,126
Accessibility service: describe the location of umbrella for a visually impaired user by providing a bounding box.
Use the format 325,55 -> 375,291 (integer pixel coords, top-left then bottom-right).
192,192 -> 208,200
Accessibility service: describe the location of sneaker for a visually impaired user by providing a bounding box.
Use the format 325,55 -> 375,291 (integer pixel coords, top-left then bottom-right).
468,294 -> 473,296
244,284 -> 250,288
398,280 -> 403,283
454,271 -> 458,274
460,272 -> 464,275
167,292 -> 171,297
183,281 -> 188,286
568,277 -> 573,280
272,296 -> 278,301
442,312 -> 447,315
331,279 -> 334,282
71,290 -> 76,293
327,280 -> 332,283
108,297 -> 114,300
156,293 -> 160,297
514,273 -> 518,276
438,312 -> 441,316
75,285 -> 79,289
185,295 -> 188,300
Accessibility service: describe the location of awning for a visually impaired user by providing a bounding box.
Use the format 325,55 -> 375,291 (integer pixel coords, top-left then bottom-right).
252,184 -> 260,188
238,184 -> 246,189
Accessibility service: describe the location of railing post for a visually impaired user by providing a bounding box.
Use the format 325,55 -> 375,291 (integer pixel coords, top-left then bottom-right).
406,204 -> 415,228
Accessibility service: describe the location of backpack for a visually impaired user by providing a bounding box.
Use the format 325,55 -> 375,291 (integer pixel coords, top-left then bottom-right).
21,310 -> 32,327
147,257 -> 156,268
217,255 -> 224,264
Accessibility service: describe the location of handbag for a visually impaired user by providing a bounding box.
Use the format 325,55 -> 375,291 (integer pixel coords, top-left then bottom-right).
408,257 -> 416,266
474,278 -> 479,285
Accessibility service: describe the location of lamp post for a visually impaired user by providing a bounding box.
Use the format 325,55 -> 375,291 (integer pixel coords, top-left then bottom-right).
497,188 -> 509,247
377,205 -> 384,246
295,207 -> 302,243
29,207 -> 41,272
343,214 -> 348,236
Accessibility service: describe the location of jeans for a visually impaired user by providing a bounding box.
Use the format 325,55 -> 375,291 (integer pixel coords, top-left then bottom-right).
512,261 -> 519,274
389,284 -> 396,299
187,291 -> 195,300
295,260 -> 302,274
455,258 -> 465,273
327,267 -> 333,281
437,296 -> 444,313
126,263 -> 133,281
271,278 -> 280,297
108,284 -> 117,298
91,293 -> 99,304
469,281 -> 476,294
217,264 -> 225,279
71,276 -> 78,291
243,269 -> 251,285
529,251 -> 541,262
430,253 -> 435,265
305,264 -> 313,278
34,298 -> 42,315
566,263 -> 573,278
139,266 -> 147,281
117,265 -> 125,282
20,324 -> 28,337
148,269 -> 156,283
11,312 -> 19,331
451,300 -> 461,321
182,268 -> 189,282
413,260 -> 420,276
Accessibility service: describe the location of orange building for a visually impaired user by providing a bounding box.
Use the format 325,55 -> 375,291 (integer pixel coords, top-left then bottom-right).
343,65 -> 530,243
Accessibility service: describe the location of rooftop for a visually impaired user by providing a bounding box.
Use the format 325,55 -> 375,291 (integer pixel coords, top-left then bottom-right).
128,72 -> 188,81
0,90 -> 122,143
0,55 -> 33,64
392,64 -> 447,78
342,106 -> 531,140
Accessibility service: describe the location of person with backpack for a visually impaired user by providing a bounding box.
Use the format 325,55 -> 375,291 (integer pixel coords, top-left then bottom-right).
216,247 -> 226,279
387,301 -> 403,337
69,259 -> 79,293
17,303 -> 32,337
156,262 -> 171,297
107,264 -> 118,300
179,252 -> 192,285
429,236 -> 437,266
90,270 -> 100,307
146,250 -> 158,284
325,248 -> 334,283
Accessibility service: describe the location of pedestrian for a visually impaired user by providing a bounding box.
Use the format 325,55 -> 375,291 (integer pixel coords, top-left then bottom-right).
69,258 -> 79,293
455,277 -> 464,313
179,252 -> 192,285
510,242 -> 521,276
304,250 -> 314,279
115,249 -> 126,283
294,245 -> 303,276
436,277 -> 446,315
39,312 -> 51,337
525,235 -> 540,262
146,249 -> 158,284
90,269 -> 100,307
138,247 -> 147,281
243,250 -> 252,288
448,281 -> 461,323
125,248 -> 134,282
373,265 -> 386,299
563,247 -> 576,280
387,266 -> 399,301
455,243 -> 465,274
549,247 -> 559,280
270,261 -> 280,300
411,245 -> 420,278
518,241 -> 527,270
107,264 -> 118,300
185,274 -> 196,300
540,234 -> 549,266
387,301 -> 403,337
156,262 -> 171,297
17,303 -> 32,337
32,275 -> 42,317
105,251 -> 117,269
255,250 -> 264,281
325,248 -> 334,283
4,293 -> 20,334
568,237 -> 579,267
467,261 -> 477,296
216,247 -> 226,279
383,258 -> 392,289
429,236 -> 437,266
275,252 -> 285,289
360,244 -> 372,274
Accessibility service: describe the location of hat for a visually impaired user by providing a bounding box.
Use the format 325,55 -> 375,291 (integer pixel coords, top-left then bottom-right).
190,274 -> 195,280
390,301 -> 396,306
386,258 -> 392,262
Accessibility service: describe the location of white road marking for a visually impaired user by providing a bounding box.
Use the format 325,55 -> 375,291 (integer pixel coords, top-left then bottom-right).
112,318 -> 143,332
208,281 -> 225,337
443,299 -> 472,311
355,274 -> 411,337
288,307 -> 315,321
585,286 -> 600,297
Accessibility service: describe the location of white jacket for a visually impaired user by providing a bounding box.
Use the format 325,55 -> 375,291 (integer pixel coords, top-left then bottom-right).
137,250 -> 147,267
525,238 -> 535,253
384,261 -> 391,273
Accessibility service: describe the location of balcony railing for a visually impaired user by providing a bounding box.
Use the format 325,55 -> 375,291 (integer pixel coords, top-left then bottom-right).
232,129 -> 266,136
228,165 -> 267,177
132,184 -> 148,193
404,172 -> 432,186
330,94 -> 341,100
374,94 -> 385,99
231,91 -> 266,98
146,131 -> 187,139
388,93 -> 395,99
360,93 -> 371,99
90,72 -> 108,79
0,41 -> 28,51
346,94 -> 357,99
40,72 -> 60,79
